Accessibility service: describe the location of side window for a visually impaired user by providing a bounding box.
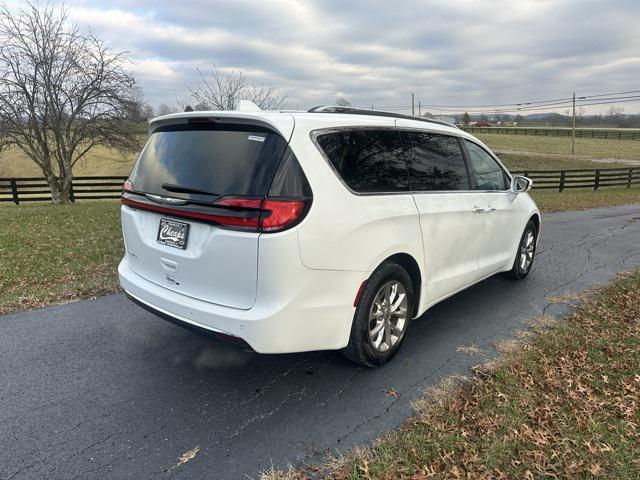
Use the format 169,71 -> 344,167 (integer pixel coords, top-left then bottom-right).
465,140 -> 510,191
401,131 -> 469,191
315,129 -> 408,193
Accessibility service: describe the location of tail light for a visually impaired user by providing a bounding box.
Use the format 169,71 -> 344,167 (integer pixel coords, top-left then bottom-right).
216,197 -> 307,232
123,179 -> 134,192
121,193 -> 308,233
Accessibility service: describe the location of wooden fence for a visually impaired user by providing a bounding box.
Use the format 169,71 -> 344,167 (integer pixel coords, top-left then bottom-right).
461,126 -> 640,140
511,167 -> 640,191
0,169 -> 638,203
0,176 -> 127,204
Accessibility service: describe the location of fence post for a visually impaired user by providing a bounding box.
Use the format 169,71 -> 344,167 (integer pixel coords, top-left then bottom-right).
10,178 -> 19,205
69,181 -> 75,203
629,169 -> 634,188
594,169 -> 600,190
559,171 -> 565,192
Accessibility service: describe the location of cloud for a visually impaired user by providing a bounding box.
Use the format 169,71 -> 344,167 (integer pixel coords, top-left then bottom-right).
60,0 -> 640,114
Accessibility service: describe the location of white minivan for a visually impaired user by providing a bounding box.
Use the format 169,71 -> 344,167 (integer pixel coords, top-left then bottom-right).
119,106 -> 540,366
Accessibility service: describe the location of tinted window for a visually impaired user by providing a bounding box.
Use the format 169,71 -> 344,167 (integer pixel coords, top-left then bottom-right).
268,146 -> 312,197
465,140 -> 510,191
315,129 -> 408,193
129,124 -> 288,198
401,131 -> 469,191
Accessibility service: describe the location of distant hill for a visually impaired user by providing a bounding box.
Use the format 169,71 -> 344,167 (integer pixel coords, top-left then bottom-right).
445,112 -> 640,128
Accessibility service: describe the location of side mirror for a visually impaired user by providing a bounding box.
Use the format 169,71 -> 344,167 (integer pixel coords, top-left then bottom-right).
511,176 -> 532,193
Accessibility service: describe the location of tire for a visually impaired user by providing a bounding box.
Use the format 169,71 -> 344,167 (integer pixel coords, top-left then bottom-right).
342,262 -> 414,367
503,220 -> 537,280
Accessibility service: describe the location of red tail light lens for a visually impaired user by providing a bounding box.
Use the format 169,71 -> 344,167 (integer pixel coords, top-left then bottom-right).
214,197 -> 263,229
216,197 -> 305,232
261,200 -> 306,231
216,197 -> 307,232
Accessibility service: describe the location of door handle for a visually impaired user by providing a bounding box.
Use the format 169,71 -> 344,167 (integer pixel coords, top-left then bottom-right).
472,206 -> 485,213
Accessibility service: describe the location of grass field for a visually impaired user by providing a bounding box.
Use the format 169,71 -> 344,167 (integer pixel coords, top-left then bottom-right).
497,152 -> 624,171
476,133 -> 640,160
0,144 -> 138,177
268,270 -> 640,479
0,201 -> 122,315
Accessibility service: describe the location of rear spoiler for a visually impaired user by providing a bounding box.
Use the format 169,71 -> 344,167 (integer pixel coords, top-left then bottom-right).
147,111 -> 295,140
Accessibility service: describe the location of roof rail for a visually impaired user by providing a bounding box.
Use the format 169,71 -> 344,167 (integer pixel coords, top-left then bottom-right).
307,105 -> 459,128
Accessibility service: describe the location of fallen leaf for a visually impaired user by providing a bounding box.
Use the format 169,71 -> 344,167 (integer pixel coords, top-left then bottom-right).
171,445 -> 200,470
384,388 -> 399,398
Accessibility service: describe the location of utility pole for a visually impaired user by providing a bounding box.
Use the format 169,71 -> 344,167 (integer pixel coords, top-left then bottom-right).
572,91 -> 576,155
418,100 -> 421,117
371,104 -> 374,110
411,93 -> 415,116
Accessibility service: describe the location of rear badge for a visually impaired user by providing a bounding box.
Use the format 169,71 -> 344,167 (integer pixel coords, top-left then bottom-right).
157,218 -> 189,249
247,135 -> 265,142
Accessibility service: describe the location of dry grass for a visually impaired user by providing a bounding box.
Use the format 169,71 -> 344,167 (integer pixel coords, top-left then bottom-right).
266,270 -> 640,479
0,143 -> 138,177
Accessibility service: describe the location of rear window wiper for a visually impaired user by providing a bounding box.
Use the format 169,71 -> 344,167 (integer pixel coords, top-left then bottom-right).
161,183 -> 219,196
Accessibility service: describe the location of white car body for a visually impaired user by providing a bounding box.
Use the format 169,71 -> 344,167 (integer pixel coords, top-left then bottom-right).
119,108 -> 540,356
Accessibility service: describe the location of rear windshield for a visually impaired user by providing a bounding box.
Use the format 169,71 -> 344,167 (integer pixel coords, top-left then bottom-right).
129,123 -> 288,198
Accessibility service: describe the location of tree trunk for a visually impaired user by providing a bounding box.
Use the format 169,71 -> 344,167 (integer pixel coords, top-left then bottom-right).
47,175 -> 73,204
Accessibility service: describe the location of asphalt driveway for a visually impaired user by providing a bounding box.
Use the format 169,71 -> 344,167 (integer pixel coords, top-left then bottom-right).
1,204 -> 639,479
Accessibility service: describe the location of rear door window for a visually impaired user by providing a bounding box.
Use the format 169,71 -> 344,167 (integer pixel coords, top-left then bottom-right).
314,129 -> 408,193
129,123 -> 288,199
400,131 -> 470,191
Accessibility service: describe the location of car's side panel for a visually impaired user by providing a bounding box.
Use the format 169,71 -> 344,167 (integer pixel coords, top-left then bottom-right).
474,191 -> 524,275
289,120 -> 425,301
411,192 -> 484,306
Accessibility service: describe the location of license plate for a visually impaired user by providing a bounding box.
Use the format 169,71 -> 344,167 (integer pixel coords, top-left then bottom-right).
157,218 -> 189,249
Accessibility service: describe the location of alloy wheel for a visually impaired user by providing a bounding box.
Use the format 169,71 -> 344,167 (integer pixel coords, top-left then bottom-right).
368,280 -> 408,353
520,229 -> 535,273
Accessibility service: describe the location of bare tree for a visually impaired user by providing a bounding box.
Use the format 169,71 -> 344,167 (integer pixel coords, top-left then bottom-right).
141,104 -> 154,121
335,96 -> 352,107
189,64 -> 287,111
607,106 -> 624,127
0,2 -> 141,203
156,103 -> 177,116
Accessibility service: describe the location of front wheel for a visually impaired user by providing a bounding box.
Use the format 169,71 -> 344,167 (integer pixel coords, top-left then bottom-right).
341,262 -> 413,367
503,220 -> 537,280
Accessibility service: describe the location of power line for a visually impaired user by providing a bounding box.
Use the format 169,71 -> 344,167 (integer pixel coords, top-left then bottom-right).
438,97 -> 640,115
361,95 -> 640,116
417,89 -> 640,110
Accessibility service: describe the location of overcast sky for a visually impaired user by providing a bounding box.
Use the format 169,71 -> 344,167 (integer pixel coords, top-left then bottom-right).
12,0 -> 640,114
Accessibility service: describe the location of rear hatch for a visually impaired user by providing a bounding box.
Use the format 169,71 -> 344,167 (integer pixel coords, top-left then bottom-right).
121,115 -> 305,310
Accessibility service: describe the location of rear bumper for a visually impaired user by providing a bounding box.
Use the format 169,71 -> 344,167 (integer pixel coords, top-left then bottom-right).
123,290 -> 253,350
118,258 -> 363,354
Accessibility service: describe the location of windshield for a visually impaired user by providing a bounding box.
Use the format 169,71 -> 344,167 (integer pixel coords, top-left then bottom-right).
129,123 -> 288,199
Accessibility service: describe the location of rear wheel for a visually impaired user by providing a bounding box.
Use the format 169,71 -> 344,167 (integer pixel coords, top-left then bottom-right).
503,220 -> 537,280
342,262 -> 413,367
